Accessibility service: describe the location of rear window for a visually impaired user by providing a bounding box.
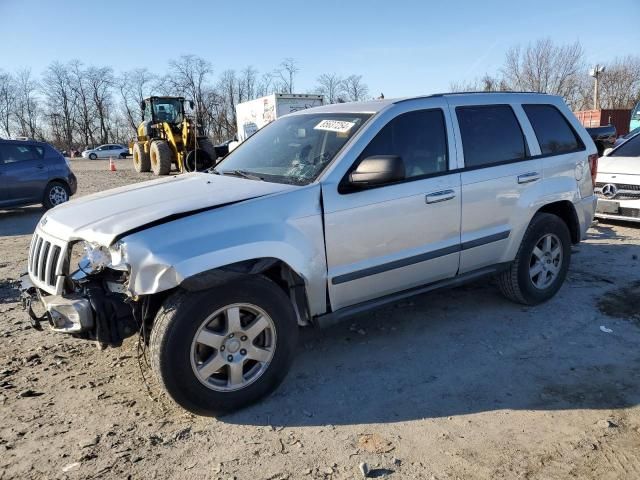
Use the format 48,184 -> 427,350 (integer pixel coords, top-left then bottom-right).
456,105 -> 527,168
610,133 -> 640,157
523,104 -> 583,155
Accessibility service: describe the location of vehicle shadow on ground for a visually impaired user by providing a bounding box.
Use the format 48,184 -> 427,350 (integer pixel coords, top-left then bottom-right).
0,206 -> 42,237
223,240 -> 640,427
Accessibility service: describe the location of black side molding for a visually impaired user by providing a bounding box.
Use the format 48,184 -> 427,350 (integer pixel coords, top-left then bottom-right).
331,230 -> 510,285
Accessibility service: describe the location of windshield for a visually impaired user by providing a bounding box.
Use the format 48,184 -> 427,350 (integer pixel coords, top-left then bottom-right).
632,102 -> 640,120
215,113 -> 371,185
610,133 -> 640,157
150,98 -> 183,124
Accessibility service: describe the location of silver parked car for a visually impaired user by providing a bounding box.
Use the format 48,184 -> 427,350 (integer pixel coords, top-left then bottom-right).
81,144 -> 128,160
21,93 -> 597,415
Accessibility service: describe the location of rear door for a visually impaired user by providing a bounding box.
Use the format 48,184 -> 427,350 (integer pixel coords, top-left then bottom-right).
0,142 -> 49,204
447,100 -> 542,274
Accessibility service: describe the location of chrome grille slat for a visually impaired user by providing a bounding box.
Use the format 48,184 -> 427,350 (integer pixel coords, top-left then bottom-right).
27,229 -> 68,295
32,237 -> 43,274
38,242 -> 50,281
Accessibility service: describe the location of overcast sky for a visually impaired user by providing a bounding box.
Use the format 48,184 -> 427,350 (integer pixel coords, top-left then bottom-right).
1,0 -> 639,97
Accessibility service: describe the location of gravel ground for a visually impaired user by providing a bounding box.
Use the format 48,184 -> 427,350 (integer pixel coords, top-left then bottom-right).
1,158 -> 640,479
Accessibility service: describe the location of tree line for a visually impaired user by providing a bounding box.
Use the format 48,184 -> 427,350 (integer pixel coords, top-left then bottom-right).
451,38 -> 640,111
2,39 -> 639,152
0,56 -> 371,151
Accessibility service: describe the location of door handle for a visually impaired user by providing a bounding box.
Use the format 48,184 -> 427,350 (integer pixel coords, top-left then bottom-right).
517,172 -> 540,184
425,189 -> 456,204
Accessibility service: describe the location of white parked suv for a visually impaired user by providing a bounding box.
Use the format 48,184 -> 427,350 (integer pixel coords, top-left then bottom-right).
21,93 -> 597,415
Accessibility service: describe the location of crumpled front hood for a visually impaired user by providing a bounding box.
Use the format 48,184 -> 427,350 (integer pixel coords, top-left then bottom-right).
598,156 -> 640,175
41,173 -> 297,245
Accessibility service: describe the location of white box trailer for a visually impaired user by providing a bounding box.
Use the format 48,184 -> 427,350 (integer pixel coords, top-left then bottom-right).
235,94 -> 324,143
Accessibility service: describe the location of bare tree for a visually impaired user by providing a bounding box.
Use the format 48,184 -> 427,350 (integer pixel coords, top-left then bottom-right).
315,73 -> 346,104
13,69 -> 40,138
256,72 -> 275,97
343,75 -> 369,101
118,68 -> 156,131
86,66 -> 114,145
69,60 -> 96,147
597,56 -> 640,109
502,38 -> 584,106
275,58 -> 299,94
42,61 -> 77,149
163,55 -> 213,131
0,71 -> 15,137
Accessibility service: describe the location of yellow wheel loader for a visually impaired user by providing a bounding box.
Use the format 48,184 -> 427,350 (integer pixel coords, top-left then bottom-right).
132,96 -> 216,176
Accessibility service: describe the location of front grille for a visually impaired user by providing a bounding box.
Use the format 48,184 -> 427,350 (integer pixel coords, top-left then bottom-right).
28,231 -> 67,294
620,207 -> 640,219
595,182 -> 640,191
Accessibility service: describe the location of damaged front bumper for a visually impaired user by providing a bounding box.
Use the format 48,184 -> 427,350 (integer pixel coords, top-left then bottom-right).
20,272 -> 138,347
20,273 -> 94,333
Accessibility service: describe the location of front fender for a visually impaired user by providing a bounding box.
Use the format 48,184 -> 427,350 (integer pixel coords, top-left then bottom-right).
122,184 -> 328,316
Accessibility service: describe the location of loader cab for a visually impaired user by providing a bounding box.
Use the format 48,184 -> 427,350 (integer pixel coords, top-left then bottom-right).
141,97 -> 186,126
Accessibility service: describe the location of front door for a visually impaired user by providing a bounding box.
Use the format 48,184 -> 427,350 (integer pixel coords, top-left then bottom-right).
322,104 -> 461,310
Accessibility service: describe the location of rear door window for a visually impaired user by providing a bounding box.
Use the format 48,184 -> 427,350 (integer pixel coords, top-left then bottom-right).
523,104 -> 584,155
456,105 -> 527,168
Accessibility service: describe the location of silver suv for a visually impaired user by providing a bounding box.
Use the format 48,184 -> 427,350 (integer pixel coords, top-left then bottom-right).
21,93 -> 597,415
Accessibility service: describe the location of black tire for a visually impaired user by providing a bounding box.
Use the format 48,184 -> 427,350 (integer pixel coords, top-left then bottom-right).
197,137 -> 217,165
132,142 -> 150,173
89,153 -> 97,160
150,276 -> 299,416
119,152 -> 127,159
497,213 -> 572,305
42,181 -> 70,210
150,140 -> 173,176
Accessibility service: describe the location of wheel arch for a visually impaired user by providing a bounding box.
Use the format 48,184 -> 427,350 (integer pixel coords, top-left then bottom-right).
179,258 -> 312,326
536,200 -> 580,244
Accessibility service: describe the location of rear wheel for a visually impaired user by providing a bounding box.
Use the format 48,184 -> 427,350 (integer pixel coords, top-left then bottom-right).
150,140 -> 173,176
497,213 -> 571,305
43,181 -> 70,210
150,276 -> 298,416
132,142 -> 150,172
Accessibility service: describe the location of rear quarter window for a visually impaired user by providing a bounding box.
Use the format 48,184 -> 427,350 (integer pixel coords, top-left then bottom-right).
523,104 -> 584,155
456,105 -> 527,168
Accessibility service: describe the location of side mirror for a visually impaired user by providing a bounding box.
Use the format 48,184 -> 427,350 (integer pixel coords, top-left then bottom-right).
349,155 -> 405,187
603,147 -> 613,156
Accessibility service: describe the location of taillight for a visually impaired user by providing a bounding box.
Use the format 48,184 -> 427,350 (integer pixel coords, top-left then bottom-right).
588,154 -> 598,188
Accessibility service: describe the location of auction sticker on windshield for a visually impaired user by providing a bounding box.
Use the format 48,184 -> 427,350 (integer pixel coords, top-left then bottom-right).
314,119 -> 356,133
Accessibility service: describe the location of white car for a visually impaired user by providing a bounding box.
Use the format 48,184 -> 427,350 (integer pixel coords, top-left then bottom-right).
81,144 -> 128,160
595,132 -> 640,222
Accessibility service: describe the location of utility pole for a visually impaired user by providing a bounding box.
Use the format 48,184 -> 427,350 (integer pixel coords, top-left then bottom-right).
589,64 -> 605,110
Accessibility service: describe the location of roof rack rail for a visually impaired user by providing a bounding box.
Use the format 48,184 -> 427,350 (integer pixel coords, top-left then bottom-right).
393,91 -> 548,104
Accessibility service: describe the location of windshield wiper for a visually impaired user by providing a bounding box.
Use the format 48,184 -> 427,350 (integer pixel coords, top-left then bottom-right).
215,169 -> 264,181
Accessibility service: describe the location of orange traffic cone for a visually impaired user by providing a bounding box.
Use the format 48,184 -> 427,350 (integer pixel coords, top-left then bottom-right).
109,157 -> 116,172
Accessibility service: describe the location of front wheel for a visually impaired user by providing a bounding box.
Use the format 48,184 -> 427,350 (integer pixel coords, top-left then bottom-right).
89,153 -> 97,160
150,276 -> 299,416
497,212 -> 572,305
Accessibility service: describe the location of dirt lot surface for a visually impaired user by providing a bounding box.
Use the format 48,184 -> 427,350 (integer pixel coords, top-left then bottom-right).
1,158 -> 640,479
